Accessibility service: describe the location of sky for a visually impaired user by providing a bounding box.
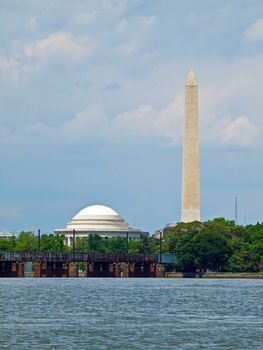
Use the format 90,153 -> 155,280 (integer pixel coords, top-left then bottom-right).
0,0 -> 263,234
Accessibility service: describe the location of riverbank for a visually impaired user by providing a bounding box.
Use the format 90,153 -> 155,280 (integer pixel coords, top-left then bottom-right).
166,272 -> 263,279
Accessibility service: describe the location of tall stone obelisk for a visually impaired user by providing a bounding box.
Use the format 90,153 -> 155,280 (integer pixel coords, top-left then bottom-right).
181,69 -> 200,222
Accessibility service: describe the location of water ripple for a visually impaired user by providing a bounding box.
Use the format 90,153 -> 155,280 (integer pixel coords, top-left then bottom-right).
0,278 -> 262,349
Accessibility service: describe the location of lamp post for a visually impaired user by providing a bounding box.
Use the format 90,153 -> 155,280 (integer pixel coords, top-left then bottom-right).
159,230 -> 163,264
37,229 -> 41,255
126,232 -> 129,254
73,229 -> 76,261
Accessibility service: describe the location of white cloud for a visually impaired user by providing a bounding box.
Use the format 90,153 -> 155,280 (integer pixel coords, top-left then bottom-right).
60,105 -> 109,141
0,89 -> 260,149
112,93 -> 183,143
245,18 -> 263,41
223,116 -> 259,146
24,32 -> 89,61
1,32 -> 263,149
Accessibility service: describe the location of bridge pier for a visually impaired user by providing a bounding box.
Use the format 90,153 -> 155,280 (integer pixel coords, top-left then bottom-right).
0,262 -> 24,277
68,262 -> 78,278
85,262 -> 121,277
121,263 -> 164,278
34,262 -> 78,277
155,264 -> 165,278
18,262 -> 25,277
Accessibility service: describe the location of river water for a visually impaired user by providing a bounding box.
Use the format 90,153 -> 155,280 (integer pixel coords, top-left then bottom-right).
0,278 -> 262,349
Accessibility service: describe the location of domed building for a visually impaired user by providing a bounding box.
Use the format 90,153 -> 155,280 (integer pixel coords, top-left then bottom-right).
55,204 -> 149,246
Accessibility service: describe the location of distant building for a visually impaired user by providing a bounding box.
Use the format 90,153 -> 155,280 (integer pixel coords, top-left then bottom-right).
153,229 -> 163,239
153,222 -> 177,239
0,231 -> 13,240
163,222 -> 177,234
55,204 -> 149,246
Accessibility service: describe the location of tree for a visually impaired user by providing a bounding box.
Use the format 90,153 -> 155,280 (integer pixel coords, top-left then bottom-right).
128,240 -> 141,254
87,234 -> 106,253
105,237 -> 126,253
7,235 -> 17,252
0,238 -> 10,251
16,231 -> 37,252
193,230 -> 231,273
164,221 -> 202,253
40,234 -> 67,252
176,233 -> 196,272
75,237 -> 89,253
250,229 -> 263,268
176,229 -> 231,273
227,244 -> 259,272
138,236 -> 159,254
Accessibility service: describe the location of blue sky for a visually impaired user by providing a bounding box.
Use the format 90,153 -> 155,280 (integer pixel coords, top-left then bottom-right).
0,0 -> 263,233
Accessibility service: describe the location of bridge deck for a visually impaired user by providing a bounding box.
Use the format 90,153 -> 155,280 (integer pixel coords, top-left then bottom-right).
0,252 -> 158,263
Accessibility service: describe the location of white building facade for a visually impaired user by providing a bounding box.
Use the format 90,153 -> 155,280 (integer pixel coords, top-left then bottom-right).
0,232 -> 13,240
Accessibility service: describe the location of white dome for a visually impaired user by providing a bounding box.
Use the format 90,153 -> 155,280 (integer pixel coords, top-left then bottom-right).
54,203 -> 149,241
74,205 -> 119,218
65,204 -> 133,232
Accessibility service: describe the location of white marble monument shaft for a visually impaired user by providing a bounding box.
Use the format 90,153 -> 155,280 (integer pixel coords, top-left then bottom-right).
181,69 -> 200,222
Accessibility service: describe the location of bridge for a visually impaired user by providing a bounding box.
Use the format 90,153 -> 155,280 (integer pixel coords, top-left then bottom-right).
0,252 -> 175,278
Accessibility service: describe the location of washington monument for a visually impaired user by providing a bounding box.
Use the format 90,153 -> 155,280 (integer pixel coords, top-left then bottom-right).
181,69 -> 200,222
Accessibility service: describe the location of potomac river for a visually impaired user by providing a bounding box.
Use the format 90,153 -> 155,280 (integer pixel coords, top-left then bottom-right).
0,278 -> 262,349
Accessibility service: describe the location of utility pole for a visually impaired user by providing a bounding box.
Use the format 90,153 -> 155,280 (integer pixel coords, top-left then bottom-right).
73,229 -> 76,261
235,196 -> 238,224
38,229 -> 41,255
126,232 -> 129,254
159,231 -> 163,264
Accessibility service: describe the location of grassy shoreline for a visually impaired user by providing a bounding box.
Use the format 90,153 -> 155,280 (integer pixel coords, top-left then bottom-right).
166,272 -> 263,279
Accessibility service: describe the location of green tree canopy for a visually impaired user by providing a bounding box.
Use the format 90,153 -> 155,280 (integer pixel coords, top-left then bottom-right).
16,231 -> 37,252
40,234 -> 67,252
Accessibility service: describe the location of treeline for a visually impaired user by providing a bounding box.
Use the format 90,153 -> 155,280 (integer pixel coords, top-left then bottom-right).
164,218 -> 263,273
0,218 -> 262,272
0,231 -> 159,254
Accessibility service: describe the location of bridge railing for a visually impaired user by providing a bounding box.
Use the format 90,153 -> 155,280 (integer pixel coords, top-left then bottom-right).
0,251 -> 158,263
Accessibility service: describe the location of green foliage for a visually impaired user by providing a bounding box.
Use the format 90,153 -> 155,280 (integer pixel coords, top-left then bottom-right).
138,237 -> 159,254
227,244 -> 258,272
0,232 -> 159,255
176,229 -> 231,273
87,234 -> 106,253
164,221 -> 202,253
128,240 -> 141,254
0,238 -> 11,251
16,231 -> 37,252
40,234 -> 67,252
75,237 -> 89,253
104,237 -> 126,253
7,236 -> 17,251
163,218 -> 263,273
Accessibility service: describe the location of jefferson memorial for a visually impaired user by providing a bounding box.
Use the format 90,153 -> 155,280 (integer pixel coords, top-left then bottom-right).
55,204 -> 149,246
